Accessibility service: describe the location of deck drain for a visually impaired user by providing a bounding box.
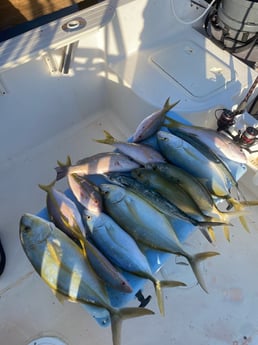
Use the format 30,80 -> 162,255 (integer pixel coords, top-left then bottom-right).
27,336 -> 68,345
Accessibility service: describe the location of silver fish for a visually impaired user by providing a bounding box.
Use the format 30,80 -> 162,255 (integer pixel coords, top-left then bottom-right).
55,152 -> 140,181
131,168 -> 226,226
94,130 -> 166,165
39,180 -> 86,243
131,98 -> 180,142
100,183 -> 220,293
67,173 -> 102,214
39,181 -> 132,293
84,209 -> 186,315
157,130 -> 233,198
165,116 -> 246,164
145,162 -> 227,219
108,174 -> 220,228
156,131 -> 252,239
20,214 -> 154,345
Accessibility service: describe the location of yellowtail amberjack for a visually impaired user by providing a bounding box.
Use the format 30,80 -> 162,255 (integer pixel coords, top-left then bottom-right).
20,214 -> 154,345
100,183 -> 220,293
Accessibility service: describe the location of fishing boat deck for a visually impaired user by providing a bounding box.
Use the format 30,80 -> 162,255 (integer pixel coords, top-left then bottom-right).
1,96 -> 258,345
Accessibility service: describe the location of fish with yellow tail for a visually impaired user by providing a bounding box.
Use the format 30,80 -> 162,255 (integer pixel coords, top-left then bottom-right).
164,115 -> 246,164
94,130 -> 166,165
131,97 -> 180,142
39,181 -> 132,293
55,152 -> 141,181
164,117 -> 246,200
19,214 -> 154,345
131,167 -> 229,243
107,173 -> 226,243
84,209 -> 186,316
57,156 -> 103,214
156,131 -> 256,239
145,162 -> 251,241
39,180 -> 87,245
100,183 -> 220,293
68,173 -> 103,214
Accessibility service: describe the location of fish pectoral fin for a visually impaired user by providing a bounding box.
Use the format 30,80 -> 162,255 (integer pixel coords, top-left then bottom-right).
124,199 -> 142,223
51,289 -> 68,304
105,223 -> 127,251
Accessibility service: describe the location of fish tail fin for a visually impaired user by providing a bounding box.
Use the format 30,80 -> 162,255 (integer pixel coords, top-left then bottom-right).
227,197 -> 251,233
239,200 -> 258,206
207,226 -> 216,242
38,179 -> 56,193
223,224 -> 231,241
198,227 -> 214,243
57,155 -> 72,167
110,307 -> 154,345
94,130 -> 116,145
55,166 -> 69,181
153,280 -> 186,316
163,98 -> 180,114
187,251 -> 220,293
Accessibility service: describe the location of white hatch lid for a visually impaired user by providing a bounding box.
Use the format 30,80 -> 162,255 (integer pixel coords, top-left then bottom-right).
151,40 -> 235,98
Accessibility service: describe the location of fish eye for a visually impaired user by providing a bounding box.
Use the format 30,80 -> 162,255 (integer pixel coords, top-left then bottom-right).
23,225 -> 31,232
86,215 -> 91,220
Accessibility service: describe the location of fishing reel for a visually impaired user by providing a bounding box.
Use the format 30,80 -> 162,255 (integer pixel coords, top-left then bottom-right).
215,108 -> 258,153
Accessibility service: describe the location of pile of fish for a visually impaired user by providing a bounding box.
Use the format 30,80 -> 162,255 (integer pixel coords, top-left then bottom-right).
19,98 -> 258,345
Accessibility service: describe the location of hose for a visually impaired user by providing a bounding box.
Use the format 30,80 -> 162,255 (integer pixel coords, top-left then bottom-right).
170,0 -> 216,25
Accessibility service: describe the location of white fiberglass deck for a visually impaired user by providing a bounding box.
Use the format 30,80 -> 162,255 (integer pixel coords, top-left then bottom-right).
1,1 -> 258,345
